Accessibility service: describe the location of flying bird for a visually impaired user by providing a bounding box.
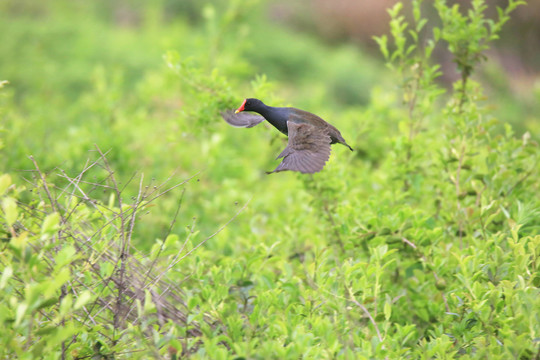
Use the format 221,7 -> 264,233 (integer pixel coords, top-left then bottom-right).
221,98 -> 353,174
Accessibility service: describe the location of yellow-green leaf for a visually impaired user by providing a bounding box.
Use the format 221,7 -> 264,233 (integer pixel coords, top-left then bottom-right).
74,291 -> 92,310
10,231 -> 28,250
0,265 -> 13,289
41,212 -> 60,235
59,294 -> 73,316
0,174 -> 12,195
144,289 -> 156,313
384,300 -> 392,321
15,303 -> 28,327
2,197 -> 18,226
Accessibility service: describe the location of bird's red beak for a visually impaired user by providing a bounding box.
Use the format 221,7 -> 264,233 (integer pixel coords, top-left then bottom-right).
235,99 -> 247,113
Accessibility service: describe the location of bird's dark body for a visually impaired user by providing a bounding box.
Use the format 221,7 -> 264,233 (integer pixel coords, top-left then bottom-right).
221,98 -> 353,174
244,101 -> 351,148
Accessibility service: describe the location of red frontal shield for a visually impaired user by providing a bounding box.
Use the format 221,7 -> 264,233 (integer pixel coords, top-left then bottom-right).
235,99 -> 247,113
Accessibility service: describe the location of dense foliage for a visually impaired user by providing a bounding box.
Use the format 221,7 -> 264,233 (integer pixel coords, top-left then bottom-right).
1,0 -> 539,358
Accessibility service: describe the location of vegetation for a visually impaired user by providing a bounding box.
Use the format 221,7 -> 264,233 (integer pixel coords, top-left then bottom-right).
1,0 -> 538,358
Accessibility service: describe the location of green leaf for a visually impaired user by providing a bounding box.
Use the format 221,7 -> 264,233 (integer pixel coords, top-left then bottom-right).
41,212 -> 60,235
0,174 -> 12,195
416,18 -> 428,33
74,291 -> 92,310
108,192 -> 116,208
0,265 -> 13,289
412,0 -> 421,22
45,268 -> 72,298
59,294 -> 73,316
388,2 -> 403,17
54,245 -> 77,269
384,300 -> 392,321
164,233 -> 179,247
10,231 -> 28,251
500,204 -> 510,219
15,303 -> 28,327
143,289 -> 156,313
35,296 -> 59,311
2,197 -> 18,226
374,35 -> 389,59
35,326 -> 58,336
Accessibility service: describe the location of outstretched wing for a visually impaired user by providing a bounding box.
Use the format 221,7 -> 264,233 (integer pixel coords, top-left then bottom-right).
270,121 -> 331,174
221,110 -> 265,128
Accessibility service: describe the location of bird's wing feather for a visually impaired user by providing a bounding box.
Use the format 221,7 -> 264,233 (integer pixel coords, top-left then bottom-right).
270,121 -> 331,174
221,110 -> 265,128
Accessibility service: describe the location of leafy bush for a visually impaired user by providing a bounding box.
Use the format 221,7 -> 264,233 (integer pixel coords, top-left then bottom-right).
0,153 -> 217,358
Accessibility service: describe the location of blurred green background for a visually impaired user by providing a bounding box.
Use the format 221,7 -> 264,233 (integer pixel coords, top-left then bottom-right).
1,0 -> 538,244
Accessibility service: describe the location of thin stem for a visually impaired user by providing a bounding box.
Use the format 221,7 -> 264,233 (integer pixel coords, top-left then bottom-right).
346,285 -> 383,342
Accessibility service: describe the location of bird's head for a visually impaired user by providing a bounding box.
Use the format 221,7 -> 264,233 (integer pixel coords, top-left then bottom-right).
235,98 -> 264,113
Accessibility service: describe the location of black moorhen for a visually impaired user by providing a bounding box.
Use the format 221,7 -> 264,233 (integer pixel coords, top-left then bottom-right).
221,98 -> 353,174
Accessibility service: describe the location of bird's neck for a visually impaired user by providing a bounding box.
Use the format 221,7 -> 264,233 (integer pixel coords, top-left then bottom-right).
255,105 -> 288,134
